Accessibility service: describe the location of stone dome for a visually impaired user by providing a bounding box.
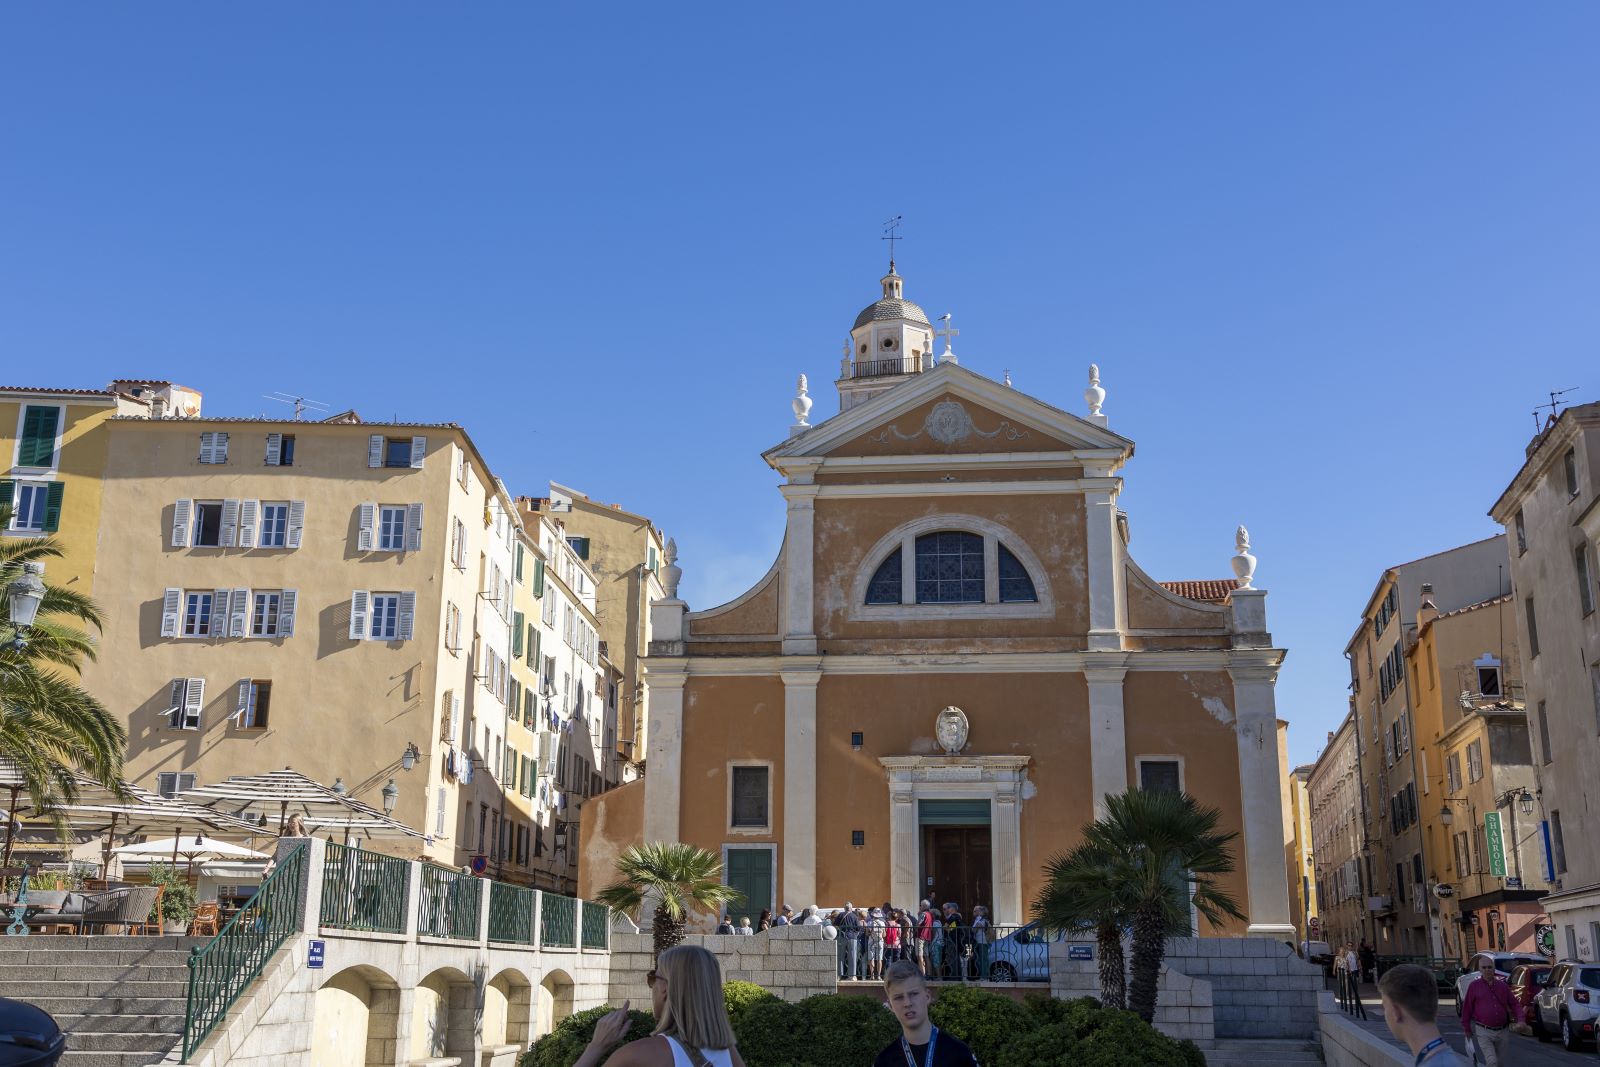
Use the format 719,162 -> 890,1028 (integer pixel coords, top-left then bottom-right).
853,297 -> 932,330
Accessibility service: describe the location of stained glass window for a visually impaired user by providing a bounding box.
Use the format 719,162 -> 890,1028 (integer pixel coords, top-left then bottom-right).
866,547 -> 902,604
914,531 -> 985,604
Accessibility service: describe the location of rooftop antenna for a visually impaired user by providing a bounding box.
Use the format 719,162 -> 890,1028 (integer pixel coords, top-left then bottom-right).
881,215 -> 903,270
1532,387 -> 1578,434
264,392 -> 330,422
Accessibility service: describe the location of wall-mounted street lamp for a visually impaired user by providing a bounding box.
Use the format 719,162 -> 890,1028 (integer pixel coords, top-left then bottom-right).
401,742 -> 421,772
381,778 -> 399,815
5,562 -> 46,651
331,777 -> 348,796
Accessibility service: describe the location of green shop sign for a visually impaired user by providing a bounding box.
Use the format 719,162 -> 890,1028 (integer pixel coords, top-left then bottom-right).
1485,811 -> 1507,878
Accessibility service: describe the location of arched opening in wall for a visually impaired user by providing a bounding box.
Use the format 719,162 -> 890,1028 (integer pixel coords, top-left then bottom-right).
309,965 -> 400,1067
535,969 -> 576,1038
484,968 -> 533,1051
410,966 -> 477,1064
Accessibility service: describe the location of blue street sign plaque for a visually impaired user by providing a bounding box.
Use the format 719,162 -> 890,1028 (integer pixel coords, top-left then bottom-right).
308,939 -> 325,969
1068,945 -> 1094,961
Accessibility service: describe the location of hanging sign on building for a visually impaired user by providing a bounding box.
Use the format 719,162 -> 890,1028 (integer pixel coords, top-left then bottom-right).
1484,812 -> 1507,878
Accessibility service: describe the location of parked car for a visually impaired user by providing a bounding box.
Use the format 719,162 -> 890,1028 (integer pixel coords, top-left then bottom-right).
1300,940 -> 1333,965
985,920 -> 1065,982
1453,951 -> 1548,1016
1507,962 -> 1554,1025
1531,960 -> 1600,1051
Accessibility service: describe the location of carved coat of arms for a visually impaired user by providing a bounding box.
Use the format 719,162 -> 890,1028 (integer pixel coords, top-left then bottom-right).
935,706 -> 969,754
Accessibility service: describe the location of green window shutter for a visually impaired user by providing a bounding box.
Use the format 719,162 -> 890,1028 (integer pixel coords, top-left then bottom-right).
20,406 -> 60,467
531,627 -> 541,667
42,483 -> 65,532
512,612 -> 525,657
532,559 -> 545,597
515,544 -> 525,582
0,480 -> 13,516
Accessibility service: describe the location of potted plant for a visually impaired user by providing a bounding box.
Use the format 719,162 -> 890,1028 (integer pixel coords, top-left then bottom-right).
146,863 -> 196,934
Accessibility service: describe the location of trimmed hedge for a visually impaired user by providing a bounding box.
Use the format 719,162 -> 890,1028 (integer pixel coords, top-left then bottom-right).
522,985 -> 1204,1067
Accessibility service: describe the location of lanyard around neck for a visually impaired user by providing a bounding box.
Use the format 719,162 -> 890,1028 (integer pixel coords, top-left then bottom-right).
901,1027 -> 938,1067
1414,1037 -> 1444,1065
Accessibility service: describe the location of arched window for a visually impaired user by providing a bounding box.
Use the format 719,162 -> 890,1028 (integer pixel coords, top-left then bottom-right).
865,548 -> 902,605
998,544 -> 1037,603
914,531 -> 985,604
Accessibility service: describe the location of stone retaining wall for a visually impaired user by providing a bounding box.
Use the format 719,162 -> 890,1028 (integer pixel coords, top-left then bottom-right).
608,924 -> 840,1005
1317,990 -> 1408,1066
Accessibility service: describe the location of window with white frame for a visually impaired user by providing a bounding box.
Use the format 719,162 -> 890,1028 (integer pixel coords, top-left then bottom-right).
237,680 -> 271,729
259,502 -> 289,547
183,591 -> 217,637
191,501 -> 225,547
451,518 -> 466,570
730,765 -> 770,829
250,590 -> 296,637
5,481 -> 55,532
378,505 -> 407,551
14,404 -> 61,469
198,432 -> 229,464
168,678 -> 204,729
370,594 -> 400,640
157,772 -> 196,799
1475,655 -> 1502,698
445,602 -> 461,652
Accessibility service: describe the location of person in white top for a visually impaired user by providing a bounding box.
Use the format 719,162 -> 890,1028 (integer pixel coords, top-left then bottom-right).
574,944 -> 746,1067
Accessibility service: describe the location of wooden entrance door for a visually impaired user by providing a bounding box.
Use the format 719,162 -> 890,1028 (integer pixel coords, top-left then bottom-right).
922,827 -> 992,911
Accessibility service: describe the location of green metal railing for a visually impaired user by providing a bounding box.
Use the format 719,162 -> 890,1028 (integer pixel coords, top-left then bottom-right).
182,843 -> 307,1062
319,842 -> 409,934
581,900 -> 609,950
418,863 -> 480,940
540,892 -> 577,948
488,881 -> 536,945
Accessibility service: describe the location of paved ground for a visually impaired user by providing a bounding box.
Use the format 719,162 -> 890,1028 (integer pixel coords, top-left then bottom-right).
1336,983 -> 1596,1065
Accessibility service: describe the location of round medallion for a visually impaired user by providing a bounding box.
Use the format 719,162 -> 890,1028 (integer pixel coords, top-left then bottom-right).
935,706 -> 969,755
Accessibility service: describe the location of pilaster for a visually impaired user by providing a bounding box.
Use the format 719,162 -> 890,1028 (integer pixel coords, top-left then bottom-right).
1228,662 -> 1295,937
643,666 -> 687,845
779,473 -> 821,655
1083,662 -> 1129,818
780,662 -> 822,908
1084,486 -> 1122,651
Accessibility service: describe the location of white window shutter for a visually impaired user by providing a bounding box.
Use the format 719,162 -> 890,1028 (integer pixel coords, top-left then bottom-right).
183,678 -> 205,729
349,590 -> 370,640
220,499 -> 240,548
235,680 -> 251,720
238,500 -> 258,548
287,500 -> 305,548
198,432 -> 214,464
397,591 -> 416,641
216,433 -> 229,463
279,590 -> 297,636
451,692 -> 462,743
368,435 -> 383,468
357,503 -> 376,552
210,590 -> 229,637
229,588 -> 250,637
409,436 -> 427,468
440,689 -> 455,743
160,588 -> 182,638
168,679 -> 187,724
406,503 -> 424,552
264,433 -> 282,466
172,499 -> 192,548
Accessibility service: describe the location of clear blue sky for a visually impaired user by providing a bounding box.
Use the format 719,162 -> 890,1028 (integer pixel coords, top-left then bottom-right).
4,5 -> 1595,768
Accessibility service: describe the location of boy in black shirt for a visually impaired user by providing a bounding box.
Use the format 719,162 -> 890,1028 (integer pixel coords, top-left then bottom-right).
874,959 -> 979,1066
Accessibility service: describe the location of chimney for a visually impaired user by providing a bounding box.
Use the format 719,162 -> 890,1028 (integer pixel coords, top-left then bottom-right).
149,394 -> 168,420
1417,582 -> 1438,629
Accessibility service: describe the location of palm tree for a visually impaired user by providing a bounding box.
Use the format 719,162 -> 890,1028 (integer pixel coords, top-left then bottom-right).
1033,838 -> 1133,1009
593,841 -> 743,959
1081,788 -> 1247,1023
0,510 -> 127,867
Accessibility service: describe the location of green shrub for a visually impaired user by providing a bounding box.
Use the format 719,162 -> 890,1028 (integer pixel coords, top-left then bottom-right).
990,1021 -> 1082,1067
723,979 -> 779,1029
731,998 -> 806,1067
520,1004 -> 655,1067
144,863 -> 196,924
1072,1009 -> 1203,1067
927,984 -> 1035,1065
1021,993 -> 1102,1036
796,993 -> 901,1065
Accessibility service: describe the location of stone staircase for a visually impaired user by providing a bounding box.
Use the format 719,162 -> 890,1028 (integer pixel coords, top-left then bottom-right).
1205,1037 -> 1322,1067
0,935 -> 207,1066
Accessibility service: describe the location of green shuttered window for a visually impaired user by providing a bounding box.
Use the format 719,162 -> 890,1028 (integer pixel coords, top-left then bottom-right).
19,405 -> 60,467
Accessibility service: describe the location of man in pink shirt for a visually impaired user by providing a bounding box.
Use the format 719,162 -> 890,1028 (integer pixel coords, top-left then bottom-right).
1459,956 -> 1520,1066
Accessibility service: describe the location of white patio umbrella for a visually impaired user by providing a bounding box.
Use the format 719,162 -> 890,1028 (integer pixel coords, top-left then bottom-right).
181,769 -> 426,846
112,835 -> 267,875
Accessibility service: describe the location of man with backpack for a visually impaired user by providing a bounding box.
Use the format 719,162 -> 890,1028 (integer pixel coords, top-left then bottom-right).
915,900 -> 938,977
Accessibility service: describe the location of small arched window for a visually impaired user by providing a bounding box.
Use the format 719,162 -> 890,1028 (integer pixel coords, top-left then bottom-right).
998,545 -> 1037,603
914,531 -> 985,604
865,548 -> 902,605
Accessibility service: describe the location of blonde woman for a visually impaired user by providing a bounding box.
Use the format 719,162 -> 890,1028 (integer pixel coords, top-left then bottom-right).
576,944 -> 745,1067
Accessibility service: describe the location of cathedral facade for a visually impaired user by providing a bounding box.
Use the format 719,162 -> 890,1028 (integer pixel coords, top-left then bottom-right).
580,267 -> 1294,937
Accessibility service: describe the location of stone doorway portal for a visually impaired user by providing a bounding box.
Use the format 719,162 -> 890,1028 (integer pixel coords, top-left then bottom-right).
922,825 -> 992,911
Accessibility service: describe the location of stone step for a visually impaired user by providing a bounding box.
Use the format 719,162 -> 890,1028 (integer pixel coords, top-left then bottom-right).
57,1012 -> 185,1035
61,1032 -> 178,1053
20,996 -> 186,1018
0,963 -> 192,983
0,936 -> 207,952
61,1051 -> 177,1067
1205,1038 -> 1321,1066
0,948 -> 200,967
0,979 -> 188,999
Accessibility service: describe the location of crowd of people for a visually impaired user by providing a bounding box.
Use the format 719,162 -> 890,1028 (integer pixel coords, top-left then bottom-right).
718,899 -> 994,982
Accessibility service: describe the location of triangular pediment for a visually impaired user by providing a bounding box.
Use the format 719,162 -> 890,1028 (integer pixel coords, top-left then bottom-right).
764,363 -> 1132,466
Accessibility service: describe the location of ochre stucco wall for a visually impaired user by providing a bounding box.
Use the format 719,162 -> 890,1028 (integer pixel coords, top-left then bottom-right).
826,394 -> 1084,458
577,778 -> 644,899
1122,670 -> 1251,935
689,565 -> 780,637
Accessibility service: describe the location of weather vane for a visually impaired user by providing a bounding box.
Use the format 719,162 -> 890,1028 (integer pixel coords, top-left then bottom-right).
881,215 -> 903,269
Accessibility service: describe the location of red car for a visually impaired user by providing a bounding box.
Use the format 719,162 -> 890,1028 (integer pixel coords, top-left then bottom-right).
1508,963 -> 1554,1023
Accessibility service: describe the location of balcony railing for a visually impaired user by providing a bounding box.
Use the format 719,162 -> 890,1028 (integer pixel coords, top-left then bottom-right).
849,355 -> 923,379
419,863 -> 480,940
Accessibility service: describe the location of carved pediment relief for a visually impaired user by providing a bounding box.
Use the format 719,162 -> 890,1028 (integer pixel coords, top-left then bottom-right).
831,394 -> 1080,457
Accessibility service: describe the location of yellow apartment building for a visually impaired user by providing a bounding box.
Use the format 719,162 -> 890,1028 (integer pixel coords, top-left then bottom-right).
79,409 -> 524,868
530,484 -> 666,771
0,381 -> 197,594
1406,588 -> 1547,963
1309,710 -> 1369,951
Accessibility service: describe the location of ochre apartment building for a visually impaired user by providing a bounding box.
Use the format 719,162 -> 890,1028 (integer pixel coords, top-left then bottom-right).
582,266 -> 1295,936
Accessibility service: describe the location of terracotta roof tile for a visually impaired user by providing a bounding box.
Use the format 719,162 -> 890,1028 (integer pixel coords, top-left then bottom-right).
1158,579 -> 1239,603
1437,593 -> 1513,619
0,385 -> 115,396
